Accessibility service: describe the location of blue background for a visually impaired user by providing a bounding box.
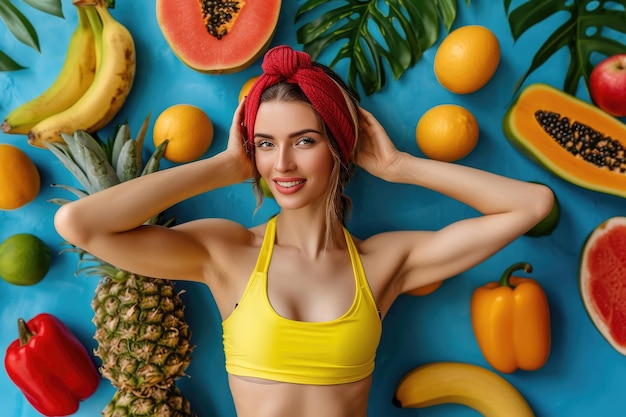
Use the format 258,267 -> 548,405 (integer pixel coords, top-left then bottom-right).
1,1 -> 625,416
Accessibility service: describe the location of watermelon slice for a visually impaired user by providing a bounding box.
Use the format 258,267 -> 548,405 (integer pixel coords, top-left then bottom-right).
580,216 -> 626,355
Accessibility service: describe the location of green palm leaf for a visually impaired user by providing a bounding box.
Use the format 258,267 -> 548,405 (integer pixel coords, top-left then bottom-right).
0,0 -> 40,52
0,49 -> 24,70
23,0 -> 63,17
296,0 -> 469,96
0,0 -> 63,71
506,0 -> 626,97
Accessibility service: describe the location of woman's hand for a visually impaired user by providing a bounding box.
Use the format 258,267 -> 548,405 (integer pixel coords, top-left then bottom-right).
354,107 -> 405,181
223,98 -> 256,182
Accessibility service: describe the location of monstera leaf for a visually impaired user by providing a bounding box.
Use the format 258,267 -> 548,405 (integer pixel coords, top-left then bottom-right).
505,0 -> 626,97
0,0 -> 63,71
295,0 -> 469,96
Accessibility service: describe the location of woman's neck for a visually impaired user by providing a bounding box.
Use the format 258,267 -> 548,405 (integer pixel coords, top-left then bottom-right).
274,211 -> 345,258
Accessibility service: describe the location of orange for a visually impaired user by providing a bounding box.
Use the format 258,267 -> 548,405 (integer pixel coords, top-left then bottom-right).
434,25 -> 500,94
239,75 -> 260,102
416,104 -> 479,162
407,281 -> 443,296
153,104 -> 214,163
0,144 -> 40,210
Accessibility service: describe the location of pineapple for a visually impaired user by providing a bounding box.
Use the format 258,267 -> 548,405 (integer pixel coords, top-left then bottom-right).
48,120 -> 194,417
103,385 -> 192,417
91,269 -> 193,390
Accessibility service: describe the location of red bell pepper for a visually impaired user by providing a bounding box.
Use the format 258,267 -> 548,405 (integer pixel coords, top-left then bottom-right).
4,313 -> 100,416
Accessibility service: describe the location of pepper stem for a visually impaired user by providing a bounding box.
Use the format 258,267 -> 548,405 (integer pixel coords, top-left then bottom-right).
17,318 -> 35,346
499,262 -> 533,287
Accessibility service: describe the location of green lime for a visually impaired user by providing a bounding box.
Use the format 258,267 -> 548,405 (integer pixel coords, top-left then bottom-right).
0,233 -> 51,286
525,182 -> 560,237
260,178 -> 274,199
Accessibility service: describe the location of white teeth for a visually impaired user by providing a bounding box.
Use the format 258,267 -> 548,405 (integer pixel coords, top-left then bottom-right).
275,180 -> 303,188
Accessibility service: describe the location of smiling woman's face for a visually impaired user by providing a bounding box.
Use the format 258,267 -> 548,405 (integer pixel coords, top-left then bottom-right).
253,100 -> 334,210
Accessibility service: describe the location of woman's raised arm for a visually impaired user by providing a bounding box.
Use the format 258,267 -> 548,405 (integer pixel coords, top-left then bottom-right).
356,108 -> 555,292
54,100 -> 255,282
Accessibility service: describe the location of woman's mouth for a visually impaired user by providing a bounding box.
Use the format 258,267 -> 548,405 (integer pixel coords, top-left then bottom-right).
275,180 -> 304,188
273,179 -> 306,194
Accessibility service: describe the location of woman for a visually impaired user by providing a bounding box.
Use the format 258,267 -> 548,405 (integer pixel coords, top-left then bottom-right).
54,45 -> 554,417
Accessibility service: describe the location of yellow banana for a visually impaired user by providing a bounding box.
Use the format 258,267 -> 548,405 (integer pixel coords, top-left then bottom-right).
1,6 -> 98,135
394,361 -> 535,417
28,0 -> 136,148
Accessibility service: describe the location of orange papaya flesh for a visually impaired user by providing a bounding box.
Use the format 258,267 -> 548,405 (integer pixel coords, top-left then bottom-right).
156,0 -> 281,74
503,83 -> 626,199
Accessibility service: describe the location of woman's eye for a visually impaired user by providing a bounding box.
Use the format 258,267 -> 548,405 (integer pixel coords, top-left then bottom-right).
255,140 -> 274,148
296,137 -> 315,146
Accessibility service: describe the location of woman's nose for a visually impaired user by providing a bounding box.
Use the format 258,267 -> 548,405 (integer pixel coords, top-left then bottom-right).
275,146 -> 296,172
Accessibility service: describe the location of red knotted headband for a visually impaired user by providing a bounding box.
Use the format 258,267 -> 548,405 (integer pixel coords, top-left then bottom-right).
242,45 -> 356,164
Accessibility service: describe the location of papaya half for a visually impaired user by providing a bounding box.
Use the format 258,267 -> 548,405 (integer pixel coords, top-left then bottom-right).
156,0 -> 282,74
503,83 -> 626,199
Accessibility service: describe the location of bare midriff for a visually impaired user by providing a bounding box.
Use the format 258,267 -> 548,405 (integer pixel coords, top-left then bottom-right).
228,374 -> 372,417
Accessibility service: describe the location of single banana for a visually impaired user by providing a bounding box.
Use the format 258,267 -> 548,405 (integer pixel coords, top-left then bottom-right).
394,361 -> 535,417
28,0 -> 136,148
1,6 -> 98,135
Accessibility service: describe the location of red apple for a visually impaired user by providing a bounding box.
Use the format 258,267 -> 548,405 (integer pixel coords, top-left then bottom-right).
589,54 -> 626,117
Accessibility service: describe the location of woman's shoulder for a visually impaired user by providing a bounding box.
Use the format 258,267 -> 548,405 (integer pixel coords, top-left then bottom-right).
175,217 -> 269,278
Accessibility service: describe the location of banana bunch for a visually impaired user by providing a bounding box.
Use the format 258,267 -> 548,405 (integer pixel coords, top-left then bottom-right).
1,6 -> 96,135
2,0 -> 136,149
394,361 -> 535,417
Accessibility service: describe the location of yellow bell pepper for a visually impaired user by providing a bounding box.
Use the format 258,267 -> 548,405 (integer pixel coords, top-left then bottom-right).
471,262 -> 550,374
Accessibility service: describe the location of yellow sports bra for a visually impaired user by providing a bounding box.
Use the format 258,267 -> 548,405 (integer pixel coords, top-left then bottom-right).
222,216 -> 382,385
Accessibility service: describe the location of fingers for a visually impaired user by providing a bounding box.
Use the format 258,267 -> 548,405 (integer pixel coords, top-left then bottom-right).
225,100 -> 248,157
358,106 -> 373,126
358,108 -> 386,140
358,107 -> 386,135
359,106 -> 380,119
358,106 -> 371,115
228,99 -> 248,143
231,97 -> 246,134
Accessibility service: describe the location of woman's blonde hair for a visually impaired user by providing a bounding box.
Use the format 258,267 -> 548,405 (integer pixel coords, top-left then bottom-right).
249,63 -> 361,246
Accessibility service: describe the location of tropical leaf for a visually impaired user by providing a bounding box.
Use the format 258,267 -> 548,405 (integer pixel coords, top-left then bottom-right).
0,49 -> 25,70
0,0 -> 40,51
505,0 -> 626,97
23,0 -> 64,17
295,0 -> 469,96
0,0 -> 63,71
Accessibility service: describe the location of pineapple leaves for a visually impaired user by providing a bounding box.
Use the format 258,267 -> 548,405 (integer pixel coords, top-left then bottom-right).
141,141 -> 168,177
46,140 -> 94,194
0,0 -> 63,71
295,0 -> 469,96
134,114 -> 151,170
116,139 -> 138,182
505,0 -> 626,97
109,123 -> 131,171
47,122 -> 168,229
50,183 -> 89,200
106,115 -> 150,174
65,249 -> 120,278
